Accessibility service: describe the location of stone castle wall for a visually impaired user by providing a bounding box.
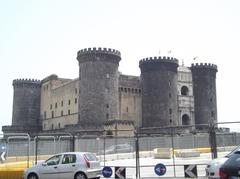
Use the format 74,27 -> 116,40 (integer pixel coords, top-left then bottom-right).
2,48 -> 218,136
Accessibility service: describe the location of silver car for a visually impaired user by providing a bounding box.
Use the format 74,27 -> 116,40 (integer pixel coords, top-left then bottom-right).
23,152 -> 101,179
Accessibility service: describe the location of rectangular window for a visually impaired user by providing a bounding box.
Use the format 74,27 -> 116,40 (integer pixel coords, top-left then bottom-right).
55,102 -> 57,108
50,104 -> 52,110
75,98 -> 77,104
68,110 -> 70,115
68,100 -> 71,105
75,88 -> 78,94
61,110 -> 63,116
44,111 -> 47,120
51,111 -> 54,118
61,101 -> 63,107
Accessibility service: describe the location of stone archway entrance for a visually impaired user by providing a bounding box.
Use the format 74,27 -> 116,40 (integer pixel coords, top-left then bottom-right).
182,114 -> 191,125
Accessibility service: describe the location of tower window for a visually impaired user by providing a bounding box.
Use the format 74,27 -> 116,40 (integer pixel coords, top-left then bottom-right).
211,111 -> 214,117
75,98 -> 77,104
61,110 -> 63,116
51,124 -> 54,129
50,104 -> 52,110
61,101 -> 63,106
51,111 -> 54,118
68,100 -> 71,105
126,107 -> 129,113
106,104 -> 109,108
181,86 -> 189,96
169,108 -> 172,114
58,123 -> 61,128
68,110 -> 71,115
106,113 -> 109,119
55,102 -> 57,108
75,88 -> 78,94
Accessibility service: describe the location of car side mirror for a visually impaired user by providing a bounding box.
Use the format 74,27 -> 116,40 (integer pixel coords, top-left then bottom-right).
42,162 -> 47,167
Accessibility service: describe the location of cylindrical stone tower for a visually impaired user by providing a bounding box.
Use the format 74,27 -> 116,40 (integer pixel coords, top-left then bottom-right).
11,79 -> 41,132
139,56 -> 179,127
77,47 -> 121,127
191,63 -> 218,126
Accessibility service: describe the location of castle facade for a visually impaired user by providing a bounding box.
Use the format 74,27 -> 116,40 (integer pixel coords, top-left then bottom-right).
2,47 -> 218,136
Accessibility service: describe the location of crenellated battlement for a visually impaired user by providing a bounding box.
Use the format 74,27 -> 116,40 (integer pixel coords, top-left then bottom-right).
139,56 -> 178,66
191,63 -> 218,71
77,47 -> 121,57
13,79 -> 41,86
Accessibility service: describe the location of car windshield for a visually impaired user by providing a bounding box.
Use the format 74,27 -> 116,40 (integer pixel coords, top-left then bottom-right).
226,146 -> 240,158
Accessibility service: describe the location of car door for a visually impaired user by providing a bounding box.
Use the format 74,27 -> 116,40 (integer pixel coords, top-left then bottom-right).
38,154 -> 62,179
57,154 -> 78,179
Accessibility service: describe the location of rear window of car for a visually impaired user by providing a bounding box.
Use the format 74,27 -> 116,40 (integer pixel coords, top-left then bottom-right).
224,153 -> 240,167
84,153 -> 97,161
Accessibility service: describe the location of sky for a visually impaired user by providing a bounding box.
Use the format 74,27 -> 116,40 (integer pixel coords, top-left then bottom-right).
0,0 -> 240,133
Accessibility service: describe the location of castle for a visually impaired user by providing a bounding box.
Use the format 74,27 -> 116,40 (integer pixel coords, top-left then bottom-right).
2,47 -> 218,136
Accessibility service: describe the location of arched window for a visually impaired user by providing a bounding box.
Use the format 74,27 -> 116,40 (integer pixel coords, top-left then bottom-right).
181,86 -> 189,96
182,114 -> 191,125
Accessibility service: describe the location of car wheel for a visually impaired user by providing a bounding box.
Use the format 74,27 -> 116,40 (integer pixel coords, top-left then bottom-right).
75,172 -> 87,179
27,173 -> 38,179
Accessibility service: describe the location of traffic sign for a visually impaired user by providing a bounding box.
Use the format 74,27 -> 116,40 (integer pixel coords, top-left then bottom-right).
102,166 -> 112,178
184,165 -> 198,178
115,167 -> 126,179
154,163 -> 167,176
0,152 -> 6,161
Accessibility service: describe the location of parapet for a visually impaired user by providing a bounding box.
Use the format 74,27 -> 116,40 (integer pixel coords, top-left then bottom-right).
191,63 -> 218,72
41,74 -> 58,84
139,56 -> 179,66
13,78 -> 41,86
77,47 -> 121,57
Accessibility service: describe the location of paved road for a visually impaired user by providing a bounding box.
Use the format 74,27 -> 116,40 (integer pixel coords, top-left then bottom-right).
100,152 -> 226,178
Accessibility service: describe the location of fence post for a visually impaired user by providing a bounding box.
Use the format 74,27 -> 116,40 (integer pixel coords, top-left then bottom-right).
35,136 -> 38,165
209,124 -> 218,159
135,128 -> 140,179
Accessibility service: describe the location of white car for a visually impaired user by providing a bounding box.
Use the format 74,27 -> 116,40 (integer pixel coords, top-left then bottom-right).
23,152 -> 101,179
205,146 -> 240,179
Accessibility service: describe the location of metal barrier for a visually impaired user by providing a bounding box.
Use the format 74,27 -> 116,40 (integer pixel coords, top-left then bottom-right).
1,122 -> 240,178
